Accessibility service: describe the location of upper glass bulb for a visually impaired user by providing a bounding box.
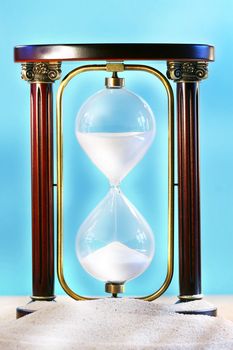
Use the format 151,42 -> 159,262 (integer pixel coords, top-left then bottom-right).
75,75 -> 156,185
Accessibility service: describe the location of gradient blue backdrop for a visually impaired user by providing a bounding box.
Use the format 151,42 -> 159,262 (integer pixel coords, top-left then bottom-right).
0,0 -> 232,297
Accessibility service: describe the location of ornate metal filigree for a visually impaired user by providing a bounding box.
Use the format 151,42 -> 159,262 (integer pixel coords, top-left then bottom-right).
21,62 -> 62,83
167,62 -> 208,82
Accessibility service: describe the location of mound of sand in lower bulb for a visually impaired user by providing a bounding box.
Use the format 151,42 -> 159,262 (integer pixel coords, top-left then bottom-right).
0,298 -> 233,349
79,241 -> 151,282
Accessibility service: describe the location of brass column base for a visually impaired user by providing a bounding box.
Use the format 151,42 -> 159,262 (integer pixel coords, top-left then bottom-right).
16,307 -> 35,319
16,299 -> 56,319
176,308 -> 217,317
175,298 -> 217,317
105,283 -> 125,297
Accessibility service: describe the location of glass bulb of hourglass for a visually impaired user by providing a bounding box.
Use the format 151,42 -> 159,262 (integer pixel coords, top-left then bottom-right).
75,78 -> 156,288
75,83 -> 156,186
76,188 -> 155,283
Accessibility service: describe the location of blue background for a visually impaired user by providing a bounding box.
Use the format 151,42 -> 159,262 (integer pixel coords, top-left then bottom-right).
0,0 -> 232,297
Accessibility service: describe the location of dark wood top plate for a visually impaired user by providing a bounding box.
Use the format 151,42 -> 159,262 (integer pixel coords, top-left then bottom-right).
14,43 -> 214,62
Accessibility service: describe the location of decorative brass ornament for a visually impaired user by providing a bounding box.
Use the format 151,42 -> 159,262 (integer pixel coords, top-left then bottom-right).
167,61 -> 208,82
21,62 -> 62,83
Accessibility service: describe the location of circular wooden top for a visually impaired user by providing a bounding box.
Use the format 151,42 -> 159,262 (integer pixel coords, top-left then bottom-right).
14,43 -> 214,62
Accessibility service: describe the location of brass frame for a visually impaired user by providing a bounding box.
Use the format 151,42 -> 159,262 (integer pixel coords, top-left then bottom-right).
56,63 -> 174,301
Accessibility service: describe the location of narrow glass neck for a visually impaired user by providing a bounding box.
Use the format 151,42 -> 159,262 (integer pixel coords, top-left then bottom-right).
109,182 -> 121,194
109,180 -> 120,188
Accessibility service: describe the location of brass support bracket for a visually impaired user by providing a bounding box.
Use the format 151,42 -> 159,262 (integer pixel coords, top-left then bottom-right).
105,282 -> 125,296
106,62 -> 124,72
105,63 -> 125,88
166,61 -> 208,82
21,62 -> 62,83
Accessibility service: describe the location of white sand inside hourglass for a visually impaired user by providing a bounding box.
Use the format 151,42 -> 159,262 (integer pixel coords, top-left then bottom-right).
76,131 -> 155,185
80,241 -> 151,282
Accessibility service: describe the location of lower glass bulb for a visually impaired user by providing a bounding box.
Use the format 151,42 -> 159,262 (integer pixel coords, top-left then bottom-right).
76,188 -> 155,285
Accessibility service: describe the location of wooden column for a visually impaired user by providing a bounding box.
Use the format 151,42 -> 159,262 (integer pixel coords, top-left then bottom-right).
177,81 -> 201,298
21,62 -> 61,300
167,62 -> 208,301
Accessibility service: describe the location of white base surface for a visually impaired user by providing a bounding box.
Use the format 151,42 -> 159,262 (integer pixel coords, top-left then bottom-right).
0,296 -> 232,349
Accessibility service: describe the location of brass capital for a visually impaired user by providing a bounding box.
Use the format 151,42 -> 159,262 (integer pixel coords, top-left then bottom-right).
21,62 -> 62,83
167,61 -> 208,82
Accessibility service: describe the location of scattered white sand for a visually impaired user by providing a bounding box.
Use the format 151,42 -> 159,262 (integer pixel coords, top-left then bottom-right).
0,298 -> 233,349
80,241 -> 151,282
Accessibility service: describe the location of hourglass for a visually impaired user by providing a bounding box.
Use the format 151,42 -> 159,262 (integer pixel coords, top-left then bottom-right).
14,43 -> 216,317
56,62 -> 174,301
75,72 -> 155,295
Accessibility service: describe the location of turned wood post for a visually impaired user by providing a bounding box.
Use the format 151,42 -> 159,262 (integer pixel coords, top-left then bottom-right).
21,63 -> 61,300
167,62 -> 208,300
